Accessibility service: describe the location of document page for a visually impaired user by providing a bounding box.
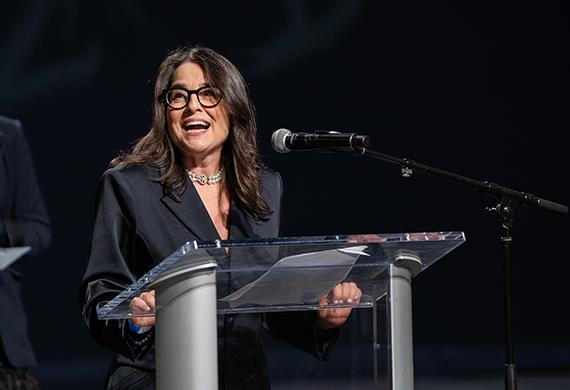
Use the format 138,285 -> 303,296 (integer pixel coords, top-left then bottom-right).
220,246 -> 368,308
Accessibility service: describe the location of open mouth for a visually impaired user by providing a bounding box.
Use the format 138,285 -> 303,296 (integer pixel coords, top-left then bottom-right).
182,120 -> 211,132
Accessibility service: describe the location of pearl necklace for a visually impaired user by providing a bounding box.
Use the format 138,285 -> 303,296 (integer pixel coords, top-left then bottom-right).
186,168 -> 223,185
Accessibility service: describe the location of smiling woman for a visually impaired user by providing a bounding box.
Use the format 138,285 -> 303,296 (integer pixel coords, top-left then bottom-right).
79,46 -> 360,390
109,47 -> 270,219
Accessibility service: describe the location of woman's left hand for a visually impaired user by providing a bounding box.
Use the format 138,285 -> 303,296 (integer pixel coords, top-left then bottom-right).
317,282 -> 362,329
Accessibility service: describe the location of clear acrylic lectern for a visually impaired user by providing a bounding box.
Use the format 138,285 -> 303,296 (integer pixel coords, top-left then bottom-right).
97,232 -> 465,390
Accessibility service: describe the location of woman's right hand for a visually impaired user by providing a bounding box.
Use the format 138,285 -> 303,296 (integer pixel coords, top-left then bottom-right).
129,290 -> 156,327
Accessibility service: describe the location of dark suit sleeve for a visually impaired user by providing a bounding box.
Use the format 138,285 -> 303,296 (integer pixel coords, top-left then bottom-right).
0,119 -> 50,254
79,169 -> 154,359
264,311 -> 340,361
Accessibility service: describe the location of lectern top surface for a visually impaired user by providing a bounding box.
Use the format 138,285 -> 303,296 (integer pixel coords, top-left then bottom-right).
97,232 -> 465,319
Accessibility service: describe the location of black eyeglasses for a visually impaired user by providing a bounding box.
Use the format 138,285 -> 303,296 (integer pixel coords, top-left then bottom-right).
162,86 -> 223,109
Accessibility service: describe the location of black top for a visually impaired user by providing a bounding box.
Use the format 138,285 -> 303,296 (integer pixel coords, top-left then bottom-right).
80,163 -> 338,390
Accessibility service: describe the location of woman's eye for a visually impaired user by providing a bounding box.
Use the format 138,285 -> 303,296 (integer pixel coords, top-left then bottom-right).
171,91 -> 186,100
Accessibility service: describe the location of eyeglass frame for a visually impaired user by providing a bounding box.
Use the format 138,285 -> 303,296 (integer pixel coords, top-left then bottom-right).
160,85 -> 223,109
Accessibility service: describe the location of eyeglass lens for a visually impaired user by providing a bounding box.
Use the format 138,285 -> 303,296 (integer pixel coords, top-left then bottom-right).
165,87 -> 221,108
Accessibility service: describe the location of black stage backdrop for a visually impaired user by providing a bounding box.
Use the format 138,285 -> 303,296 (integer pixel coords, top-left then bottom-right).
1,1 -> 568,388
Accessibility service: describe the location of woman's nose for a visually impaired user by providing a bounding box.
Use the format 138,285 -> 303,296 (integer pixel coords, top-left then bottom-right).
186,93 -> 202,111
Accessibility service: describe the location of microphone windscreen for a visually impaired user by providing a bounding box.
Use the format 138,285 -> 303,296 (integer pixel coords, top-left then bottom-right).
270,128 -> 291,153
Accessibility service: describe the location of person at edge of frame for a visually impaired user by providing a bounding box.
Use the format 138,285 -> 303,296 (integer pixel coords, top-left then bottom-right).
0,115 -> 51,390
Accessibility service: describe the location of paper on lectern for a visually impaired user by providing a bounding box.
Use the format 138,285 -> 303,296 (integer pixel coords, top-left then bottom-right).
219,246 -> 368,308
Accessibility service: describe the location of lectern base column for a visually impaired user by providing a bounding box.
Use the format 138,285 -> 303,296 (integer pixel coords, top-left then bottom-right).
387,255 -> 421,390
155,266 -> 218,390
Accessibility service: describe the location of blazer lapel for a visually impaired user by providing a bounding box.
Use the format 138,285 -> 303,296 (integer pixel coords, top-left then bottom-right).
160,183 -> 220,241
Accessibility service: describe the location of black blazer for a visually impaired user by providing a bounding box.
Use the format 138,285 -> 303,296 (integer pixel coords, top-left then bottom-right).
80,164 -> 336,390
0,116 -> 51,368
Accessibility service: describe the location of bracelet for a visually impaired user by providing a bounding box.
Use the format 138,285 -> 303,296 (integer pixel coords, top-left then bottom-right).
129,331 -> 153,348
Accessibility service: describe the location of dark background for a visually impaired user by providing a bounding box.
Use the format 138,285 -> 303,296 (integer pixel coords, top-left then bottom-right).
2,1 -> 568,388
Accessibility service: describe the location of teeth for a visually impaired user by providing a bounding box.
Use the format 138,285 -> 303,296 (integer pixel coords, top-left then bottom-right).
186,120 -> 209,126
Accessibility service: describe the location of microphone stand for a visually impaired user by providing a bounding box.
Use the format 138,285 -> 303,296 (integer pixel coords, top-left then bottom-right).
358,147 -> 568,390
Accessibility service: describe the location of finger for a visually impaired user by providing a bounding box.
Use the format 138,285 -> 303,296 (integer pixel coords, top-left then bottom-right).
130,297 -> 151,312
331,284 -> 344,304
335,283 -> 355,304
142,291 -> 156,310
139,292 -> 155,308
346,282 -> 357,300
344,282 -> 356,303
350,282 -> 360,299
335,282 -> 355,303
346,283 -> 362,302
354,286 -> 362,303
338,282 -> 348,300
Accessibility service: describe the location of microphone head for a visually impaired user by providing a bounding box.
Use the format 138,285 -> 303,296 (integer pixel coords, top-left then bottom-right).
271,128 -> 291,153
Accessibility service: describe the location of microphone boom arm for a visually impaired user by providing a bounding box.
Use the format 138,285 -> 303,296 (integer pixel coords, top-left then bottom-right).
361,148 -> 568,214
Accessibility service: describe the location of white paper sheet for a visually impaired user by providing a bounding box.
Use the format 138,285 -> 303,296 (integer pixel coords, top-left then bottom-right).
220,246 -> 368,308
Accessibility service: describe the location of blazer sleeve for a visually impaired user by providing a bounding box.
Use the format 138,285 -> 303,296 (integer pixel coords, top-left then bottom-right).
0,119 -> 50,254
79,169 -> 154,359
264,310 -> 340,361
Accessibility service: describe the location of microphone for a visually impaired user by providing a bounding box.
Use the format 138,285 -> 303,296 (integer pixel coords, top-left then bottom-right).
271,128 -> 370,153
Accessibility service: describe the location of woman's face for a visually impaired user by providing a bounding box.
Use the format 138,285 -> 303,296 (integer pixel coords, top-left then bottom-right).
166,62 -> 230,166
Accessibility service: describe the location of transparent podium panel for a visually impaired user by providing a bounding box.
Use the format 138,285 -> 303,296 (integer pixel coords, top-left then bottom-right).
97,232 -> 465,319
263,302 -> 391,390
96,231 -> 465,390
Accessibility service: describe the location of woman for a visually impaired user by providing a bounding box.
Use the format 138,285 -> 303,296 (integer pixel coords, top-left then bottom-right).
80,46 -> 360,389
